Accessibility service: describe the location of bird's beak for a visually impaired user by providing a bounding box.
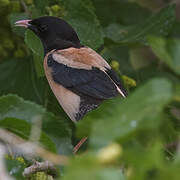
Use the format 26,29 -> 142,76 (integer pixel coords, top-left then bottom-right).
14,20 -> 31,28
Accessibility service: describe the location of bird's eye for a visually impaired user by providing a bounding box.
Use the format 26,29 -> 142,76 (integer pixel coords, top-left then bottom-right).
39,25 -> 47,32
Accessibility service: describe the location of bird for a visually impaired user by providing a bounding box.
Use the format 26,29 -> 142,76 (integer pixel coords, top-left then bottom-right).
15,16 -> 127,122
15,16 -> 127,152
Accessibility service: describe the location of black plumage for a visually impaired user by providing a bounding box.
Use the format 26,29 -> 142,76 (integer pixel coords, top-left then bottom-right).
47,54 -> 119,100
105,68 -> 128,97
28,16 -> 83,54
47,53 -> 121,121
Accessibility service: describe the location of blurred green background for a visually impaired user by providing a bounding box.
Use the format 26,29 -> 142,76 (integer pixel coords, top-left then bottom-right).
0,0 -> 180,179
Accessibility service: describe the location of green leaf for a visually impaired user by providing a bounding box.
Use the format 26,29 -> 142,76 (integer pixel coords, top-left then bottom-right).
62,155 -> 125,180
87,78 -> 172,148
104,4 -> 176,44
25,29 -> 44,77
101,45 -> 134,76
25,29 -> 44,56
8,13 -> 29,37
6,158 -> 26,180
0,118 -> 56,152
0,94 -> 73,154
123,142 -> 164,180
148,36 -> 180,75
33,0 -> 49,13
63,0 -> 104,50
174,83 -> 180,101
92,0 -> 151,27
157,165 -> 180,180
33,53 -> 44,77
169,20 -> 180,39
0,58 -> 45,104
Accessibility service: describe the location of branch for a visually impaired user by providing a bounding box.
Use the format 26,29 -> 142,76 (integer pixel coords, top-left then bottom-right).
23,161 -> 57,178
0,128 -> 69,165
20,0 -> 32,18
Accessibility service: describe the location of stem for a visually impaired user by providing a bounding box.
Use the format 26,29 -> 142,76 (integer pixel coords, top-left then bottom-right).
20,0 -> 32,18
73,137 -> 88,154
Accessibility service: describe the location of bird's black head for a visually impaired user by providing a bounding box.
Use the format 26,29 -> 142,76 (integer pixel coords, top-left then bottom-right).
15,16 -> 83,54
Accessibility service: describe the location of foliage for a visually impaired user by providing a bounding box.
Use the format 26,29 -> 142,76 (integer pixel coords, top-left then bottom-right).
0,0 -> 180,179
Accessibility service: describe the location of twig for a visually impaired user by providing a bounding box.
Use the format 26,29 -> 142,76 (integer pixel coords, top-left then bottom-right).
0,128 -> 69,165
73,137 -> 88,154
165,140 -> 179,149
20,0 -> 32,18
23,161 -> 57,178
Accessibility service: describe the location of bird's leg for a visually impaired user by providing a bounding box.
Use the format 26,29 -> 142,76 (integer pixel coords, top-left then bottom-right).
73,137 -> 88,154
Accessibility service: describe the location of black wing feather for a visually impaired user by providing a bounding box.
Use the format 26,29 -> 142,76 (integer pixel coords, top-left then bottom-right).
105,68 -> 128,97
47,54 -> 119,100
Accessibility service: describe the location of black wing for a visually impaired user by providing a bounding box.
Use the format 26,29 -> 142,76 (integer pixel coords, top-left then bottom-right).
105,68 -> 128,97
47,54 -> 119,100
